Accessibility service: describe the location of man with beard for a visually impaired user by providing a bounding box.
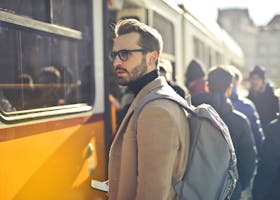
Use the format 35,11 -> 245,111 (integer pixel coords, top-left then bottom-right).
108,19 -> 190,200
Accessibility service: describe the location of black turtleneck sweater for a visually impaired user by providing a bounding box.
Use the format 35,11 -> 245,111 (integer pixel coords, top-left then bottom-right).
117,70 -> 158,126
127,69 -> 159,97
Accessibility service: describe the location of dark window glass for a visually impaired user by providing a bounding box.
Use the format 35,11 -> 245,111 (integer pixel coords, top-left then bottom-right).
52,0 -> 90,35
0,1 -> 93,113
0,0 -> 90,34
153,12 -> 175,55
0,0 -> 49,22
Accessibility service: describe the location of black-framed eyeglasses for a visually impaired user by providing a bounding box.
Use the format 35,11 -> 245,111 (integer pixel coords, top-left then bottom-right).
110,49 -> 146,62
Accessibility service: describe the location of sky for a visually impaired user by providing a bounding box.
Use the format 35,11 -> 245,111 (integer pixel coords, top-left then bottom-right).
181,0 -> 280,26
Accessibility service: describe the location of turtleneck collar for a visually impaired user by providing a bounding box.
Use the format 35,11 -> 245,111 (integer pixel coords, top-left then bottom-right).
127,69 -> 159,96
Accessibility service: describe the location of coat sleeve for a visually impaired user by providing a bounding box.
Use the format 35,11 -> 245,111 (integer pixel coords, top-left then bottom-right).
253,120 -> 280,200
247,103 -> 265,154
236,117 -> 257,189
135,101 -> 188,200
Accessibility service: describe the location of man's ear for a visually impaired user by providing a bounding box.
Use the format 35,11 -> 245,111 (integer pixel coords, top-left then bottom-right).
146,51 -> 158,67
205,82 -> 210,93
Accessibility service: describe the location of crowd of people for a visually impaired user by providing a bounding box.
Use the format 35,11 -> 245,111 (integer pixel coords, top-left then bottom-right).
108,18 -> 280,200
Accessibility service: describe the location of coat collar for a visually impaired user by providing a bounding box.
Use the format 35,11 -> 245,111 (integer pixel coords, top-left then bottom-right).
126,77 -> 166,117
110,77 -> 167,154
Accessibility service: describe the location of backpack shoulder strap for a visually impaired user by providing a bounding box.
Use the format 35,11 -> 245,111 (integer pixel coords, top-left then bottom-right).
132,85 -> 194,132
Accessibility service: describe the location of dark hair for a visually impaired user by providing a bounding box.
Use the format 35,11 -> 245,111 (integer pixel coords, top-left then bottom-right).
38,66 -> 61,84
249,65 -> 265,80
114,19 -> 163,57
185,59 -> 205,87
208,66 -> 233,93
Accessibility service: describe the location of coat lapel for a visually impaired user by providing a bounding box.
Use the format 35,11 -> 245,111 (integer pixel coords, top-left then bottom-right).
110,77 -> 166,154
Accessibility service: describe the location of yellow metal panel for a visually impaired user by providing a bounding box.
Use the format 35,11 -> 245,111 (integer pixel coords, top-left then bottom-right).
0,119 -> 107,200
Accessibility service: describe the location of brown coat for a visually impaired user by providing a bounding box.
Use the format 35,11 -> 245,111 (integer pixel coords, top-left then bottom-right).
108,77 -> 190,200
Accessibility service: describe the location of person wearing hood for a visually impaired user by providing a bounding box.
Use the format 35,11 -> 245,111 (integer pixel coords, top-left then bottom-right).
247,65 -> 279,132
192,66 -> 257,200
184,59 -> 206,96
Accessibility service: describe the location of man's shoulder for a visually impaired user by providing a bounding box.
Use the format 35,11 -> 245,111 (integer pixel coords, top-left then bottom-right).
138,86 -> 188,120
238,96 -> 255,107
231,109 -> 250,128
141,95 -> 183,114
233,97 -> 256,114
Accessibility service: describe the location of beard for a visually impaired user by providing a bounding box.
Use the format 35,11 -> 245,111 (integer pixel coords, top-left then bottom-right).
117,57 -> 147,86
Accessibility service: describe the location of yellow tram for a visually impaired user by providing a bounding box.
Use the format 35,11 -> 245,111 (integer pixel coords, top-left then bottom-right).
0,0 -> 110,199
0,0 -> 244,199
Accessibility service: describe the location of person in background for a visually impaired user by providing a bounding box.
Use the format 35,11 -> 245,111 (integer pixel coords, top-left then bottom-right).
192,66 -> 257,200
159,58 -> 185,98
3,73 -> 34,111
252,115 -> 280,200
35,66 -> 61,107
247,65 -> 279,132
0,90 -> 15,112
185,59 -> 206,96
229,65 -> 265,155
108,19 -> 190,200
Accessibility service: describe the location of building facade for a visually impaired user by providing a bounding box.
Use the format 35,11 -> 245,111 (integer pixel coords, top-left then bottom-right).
217,8 -> 280,83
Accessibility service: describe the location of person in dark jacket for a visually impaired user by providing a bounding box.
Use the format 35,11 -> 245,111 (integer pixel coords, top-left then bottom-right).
247,65 -> 279,132
185,59 -> 206,96
252,116 -> 280,200
192,66 -> 257,200
229,65 -> 265,155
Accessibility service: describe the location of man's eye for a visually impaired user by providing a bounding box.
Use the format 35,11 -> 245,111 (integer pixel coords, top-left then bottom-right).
120,51 -> 128,55
119,51 -> 128,57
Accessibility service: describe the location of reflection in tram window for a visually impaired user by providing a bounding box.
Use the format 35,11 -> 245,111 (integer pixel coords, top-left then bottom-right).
35,66 -> 61,108
0,90 -> 15,112
0,0 -> 89,33
4,73 -> 34,111
0,0 -> 93,113
0,0 -> 49,22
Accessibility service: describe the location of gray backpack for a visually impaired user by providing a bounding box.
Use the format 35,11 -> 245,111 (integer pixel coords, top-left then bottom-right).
133,85 -> 238,200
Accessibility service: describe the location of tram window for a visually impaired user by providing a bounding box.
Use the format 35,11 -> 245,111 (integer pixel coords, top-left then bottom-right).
193,37 -> 200,59
0,0 -> 89,35
216,52 -> 222,65
0,0 -> 49,22
153,12 -> 175,55
0,26 -> 92,113
193,37 -> 203,60
205,46 -> 211,68
52,0 -> 89,34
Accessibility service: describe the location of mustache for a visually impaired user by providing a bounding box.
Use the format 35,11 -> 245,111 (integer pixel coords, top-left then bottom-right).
115,66 -> 128,73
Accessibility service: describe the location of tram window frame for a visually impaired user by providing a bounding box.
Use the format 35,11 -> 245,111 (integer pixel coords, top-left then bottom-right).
0,1 -> 94,122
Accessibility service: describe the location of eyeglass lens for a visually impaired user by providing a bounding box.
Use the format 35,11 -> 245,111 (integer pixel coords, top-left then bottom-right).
110,49 -> 146,62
